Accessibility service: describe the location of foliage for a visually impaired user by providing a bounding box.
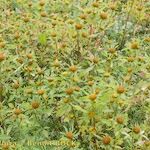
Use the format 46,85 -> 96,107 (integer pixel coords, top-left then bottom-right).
0,0 -> 150,150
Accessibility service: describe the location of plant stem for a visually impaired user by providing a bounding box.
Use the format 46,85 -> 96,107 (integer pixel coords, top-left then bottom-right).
118,0 -> 135,50
69,103 -> 83,142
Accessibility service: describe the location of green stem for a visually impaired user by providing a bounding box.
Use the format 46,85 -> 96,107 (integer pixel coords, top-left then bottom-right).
69,103 -> 83,142
118,0 -> 135,50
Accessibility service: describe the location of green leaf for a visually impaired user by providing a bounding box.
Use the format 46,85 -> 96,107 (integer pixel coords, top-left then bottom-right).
71,104 -> 87,113
38,33 -> 47,45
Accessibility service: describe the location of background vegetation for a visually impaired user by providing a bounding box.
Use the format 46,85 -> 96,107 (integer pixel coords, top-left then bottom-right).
0,0 -> 150,149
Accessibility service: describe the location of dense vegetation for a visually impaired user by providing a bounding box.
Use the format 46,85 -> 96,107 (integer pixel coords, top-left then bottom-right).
0,0 -> 150,150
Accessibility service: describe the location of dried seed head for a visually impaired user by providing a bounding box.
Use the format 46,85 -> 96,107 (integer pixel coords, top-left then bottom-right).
89,127 -> 96,133
131,42 -> 139,49
32,101 -> 40,109
28,2 -> 32,7
144,37 -> 150,42
14,108 -> 22,115
14,32 -> 20,39
26,88 -> 33,94
127,68 -> 133,73
108,48 -> 116,53
73,86 -> 80,91
112,93 -> 118,98
82,32 -> 88,38
144,140 -> 150,146
68,19 -> 74,24
16,57 -> 23,64
51,32 -> 57,37
39,0 -> 45,6
66,132 -> 73,140
80,14 -> 87,20
23,17 -> 30,22
26,66 -> 32,72
41,12 -> 47,17
61,43 -> 67,48
109,3 -> 116,10
89,93 -> 97,101
118,100 -> 125,107
137,6 -> 143,11
88,111 -> 95,118
37,68 -> 44,75
87,81 -> 94,86
92,2 -> 99,8
0,52 -> 6,62
86,9 -> 92,14
0,42 -> 5,48
117,86 -> 125,94
2,143 -> 9,150
100,12 -> 108,19
37,89 -> 45,95
69,65 -> 77,73
63,98 -> 70,103
53,59 -> 60,67
92,57 -> 99,64
102,136 -> 111,145
128,57 -> 135,62
116,116 -> 124,124
124,75 -> 131,82
95,88 -> 100,94
133,126 -> 141,134
65,88 -> 74,95
28,60 -> 33,65
27,53 -> 32,59
13,81 -> 20,89
75,24 -> 83,30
